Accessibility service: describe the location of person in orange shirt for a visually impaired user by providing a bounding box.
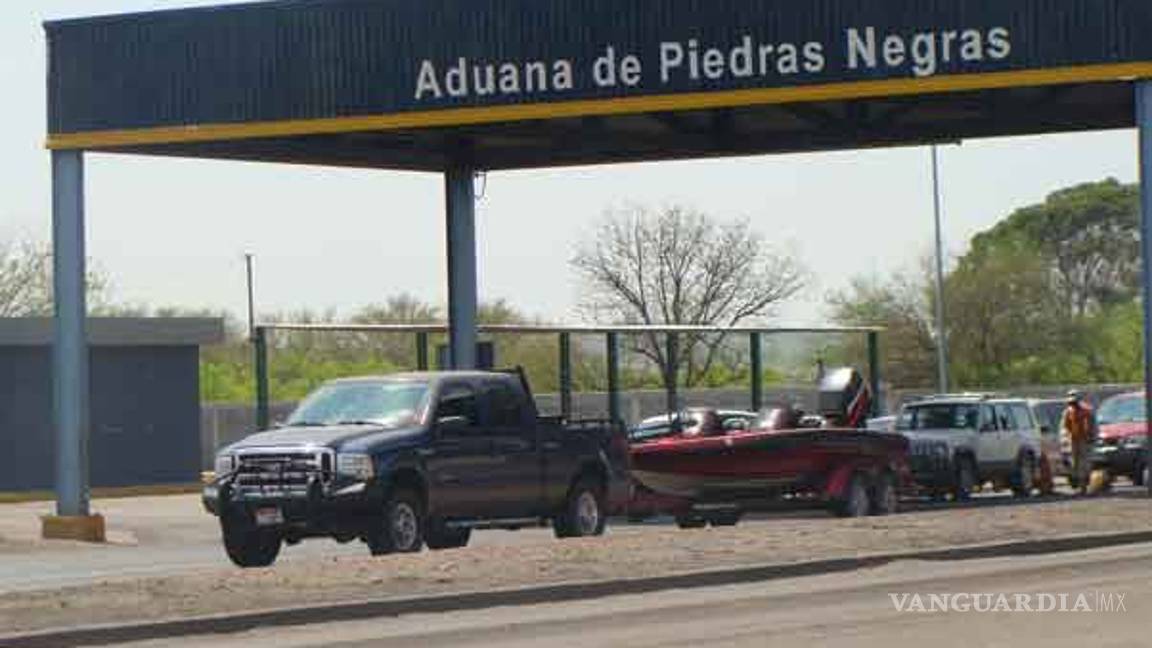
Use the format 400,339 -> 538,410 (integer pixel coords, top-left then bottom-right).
1062,390 -> 1094,495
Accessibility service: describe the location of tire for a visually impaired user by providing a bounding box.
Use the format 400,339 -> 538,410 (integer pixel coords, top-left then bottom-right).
707,510 -> 743,527
553,476 -> 607,539
1133,463 -> 1147,487
1011,454 -> 1036,498
675,515 -> 708,529
221,515 -> 281,568
953,457 -> 976,502
425,523 -> 471,550
870,472 -> 899,516
367,488 -> 424,556
833,473 -> 871,518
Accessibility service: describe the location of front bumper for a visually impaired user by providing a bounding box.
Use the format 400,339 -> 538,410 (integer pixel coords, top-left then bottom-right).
1092,444 -> 1146,474
203,477 -> 383,536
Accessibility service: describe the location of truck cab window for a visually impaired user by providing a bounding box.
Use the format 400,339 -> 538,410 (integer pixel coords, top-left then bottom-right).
436,384 -> 479,425
486,382 -> 523,427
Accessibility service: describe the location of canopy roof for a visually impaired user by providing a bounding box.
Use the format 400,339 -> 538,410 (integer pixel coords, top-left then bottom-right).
45,0 -> 1152,170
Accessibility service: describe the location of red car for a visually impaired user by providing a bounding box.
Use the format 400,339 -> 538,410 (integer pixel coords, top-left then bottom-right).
1092,392 -> 1150,486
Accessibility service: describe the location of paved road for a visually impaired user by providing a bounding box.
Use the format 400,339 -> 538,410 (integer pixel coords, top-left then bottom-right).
123,542 -> 1152,647
0,487 -> 1140,594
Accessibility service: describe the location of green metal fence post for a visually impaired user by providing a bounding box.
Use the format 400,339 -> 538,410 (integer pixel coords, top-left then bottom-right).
416,331 -> 430,371
606,332 -> 621,424
254,326 -> 270,430
559,332 -> 572,419
867,331 -> 881,416
750,332 -> 763,413
665,333 -> 680,417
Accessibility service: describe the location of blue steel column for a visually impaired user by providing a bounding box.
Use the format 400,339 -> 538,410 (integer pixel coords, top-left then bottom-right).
665,333 -> 680,416
52,150 -> 89,518
254,326 -> 270,431
445,168 -> 478,369
1137,81 -> 1152,496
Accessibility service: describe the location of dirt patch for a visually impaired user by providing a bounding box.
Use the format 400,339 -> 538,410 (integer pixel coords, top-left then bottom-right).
1,496 -> 1149,635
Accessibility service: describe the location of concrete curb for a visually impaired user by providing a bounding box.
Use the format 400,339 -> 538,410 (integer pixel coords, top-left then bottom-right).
4,529 -> 1152,647
0,484 -> 203,505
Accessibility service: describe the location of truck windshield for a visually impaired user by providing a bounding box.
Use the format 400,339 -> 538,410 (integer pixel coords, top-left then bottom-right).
286,382 -> 429,428
900,404 -> 979,431
1098,395 -> 1145,425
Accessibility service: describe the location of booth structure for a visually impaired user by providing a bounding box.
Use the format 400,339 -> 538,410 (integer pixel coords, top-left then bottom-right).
43,0 -> 1152,530
0,318 -> 223,494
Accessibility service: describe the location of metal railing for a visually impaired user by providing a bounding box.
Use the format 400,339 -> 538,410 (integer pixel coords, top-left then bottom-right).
251,323 -> 883,431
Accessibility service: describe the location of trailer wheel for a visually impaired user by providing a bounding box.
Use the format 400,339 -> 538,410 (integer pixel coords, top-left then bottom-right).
707,510 -> 743,527
833,473 -> 870,518
425,523 -> 471,550
675,515 -> 708,529
869,472 -> 898,516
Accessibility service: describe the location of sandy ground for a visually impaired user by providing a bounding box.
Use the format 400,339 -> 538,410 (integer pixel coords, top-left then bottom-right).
1,493 -> 1149,635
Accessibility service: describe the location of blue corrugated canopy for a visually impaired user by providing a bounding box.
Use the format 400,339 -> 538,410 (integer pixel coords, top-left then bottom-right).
45,0 -> 1152,170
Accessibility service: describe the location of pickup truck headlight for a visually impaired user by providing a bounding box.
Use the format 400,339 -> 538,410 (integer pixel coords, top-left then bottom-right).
337,453 -> 375,480
213,454 -> 236,477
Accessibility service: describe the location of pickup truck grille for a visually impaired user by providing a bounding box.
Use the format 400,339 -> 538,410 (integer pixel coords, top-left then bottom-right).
234,449 -> 334,491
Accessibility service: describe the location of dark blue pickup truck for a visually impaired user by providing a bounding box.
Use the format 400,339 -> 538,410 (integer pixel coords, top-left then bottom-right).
204,370 -> 630,567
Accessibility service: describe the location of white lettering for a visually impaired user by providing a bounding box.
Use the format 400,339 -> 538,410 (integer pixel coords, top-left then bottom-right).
414,60 -> 442,100
847,27 -> 877,69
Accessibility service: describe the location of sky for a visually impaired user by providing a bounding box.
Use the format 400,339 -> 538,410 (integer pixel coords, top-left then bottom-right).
0,1 -> 1141,326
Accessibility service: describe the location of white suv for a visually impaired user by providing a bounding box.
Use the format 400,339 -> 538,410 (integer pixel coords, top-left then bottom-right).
899,395 -> 1044,500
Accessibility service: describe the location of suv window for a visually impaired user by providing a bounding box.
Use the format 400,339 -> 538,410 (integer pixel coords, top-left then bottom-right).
436,384 -> 479,426
980,405 -> 998,431
904,404 -> 979,430
1010,404 -> 1034,430
485,381 -> 524,427
993,405 -> 1017,431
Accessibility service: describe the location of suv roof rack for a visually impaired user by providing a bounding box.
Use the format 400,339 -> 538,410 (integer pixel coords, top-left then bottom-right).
916,392 -> 1007,402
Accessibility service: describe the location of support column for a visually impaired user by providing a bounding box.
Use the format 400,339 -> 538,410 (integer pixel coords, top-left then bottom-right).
749,332 -> 763,412
559,332 -> 572,419
1136,81 -> 1152,496
45,149 -> 103,542
606,332 -> 621,424
445,168 -> 478,370
254,326 -> 270,430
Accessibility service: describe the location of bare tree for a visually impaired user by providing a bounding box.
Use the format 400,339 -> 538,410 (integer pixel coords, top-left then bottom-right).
0,240 -> 109,317
572,205 -> 806,388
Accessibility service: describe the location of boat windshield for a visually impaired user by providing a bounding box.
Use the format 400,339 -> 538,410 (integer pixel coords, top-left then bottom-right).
630,415 -> 699,442
899,403 -> 980,431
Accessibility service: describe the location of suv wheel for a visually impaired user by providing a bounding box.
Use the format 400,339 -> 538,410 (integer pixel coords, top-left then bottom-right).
221,514 -> 281,568
1012,454 -> 1036,498
870,472 -> 899,516
953,457 -> 976,502
1134,462 -> 1148,487
367,488 -> 424,555
554,476 -> 606,538
834,473 -> 870,518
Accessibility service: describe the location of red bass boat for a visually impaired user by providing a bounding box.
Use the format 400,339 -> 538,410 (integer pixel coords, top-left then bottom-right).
629,369 -> 909,524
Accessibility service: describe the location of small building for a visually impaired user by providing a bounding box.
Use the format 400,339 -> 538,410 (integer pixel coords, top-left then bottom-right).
0,318 -> 224,491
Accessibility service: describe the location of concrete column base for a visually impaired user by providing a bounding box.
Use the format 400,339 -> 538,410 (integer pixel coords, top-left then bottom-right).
41,514 -> 106,543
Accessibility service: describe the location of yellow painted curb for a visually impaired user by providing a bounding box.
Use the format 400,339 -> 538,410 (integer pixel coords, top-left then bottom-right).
41,514 -> 106,543
0,483 -> 203,505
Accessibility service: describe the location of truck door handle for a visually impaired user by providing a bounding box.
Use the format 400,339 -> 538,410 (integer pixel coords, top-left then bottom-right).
543,441 -> 561,451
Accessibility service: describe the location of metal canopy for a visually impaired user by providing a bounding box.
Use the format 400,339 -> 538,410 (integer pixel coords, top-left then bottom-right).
42,0 -> 1152,519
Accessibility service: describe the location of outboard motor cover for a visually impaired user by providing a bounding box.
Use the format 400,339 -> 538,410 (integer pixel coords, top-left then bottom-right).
817,367 -> 872,428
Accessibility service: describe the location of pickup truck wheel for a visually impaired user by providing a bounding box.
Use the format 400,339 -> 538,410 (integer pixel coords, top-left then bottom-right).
1011,454 -> 1036,498
953,458 -> 976,502
221,516 -> 281,568
425,524 -> 471,550
367,488 -> 424,555
1133,462 -> 1147,487
869,472 -> 898,516
554,477 -> 606,538
833,473 -> 870,518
